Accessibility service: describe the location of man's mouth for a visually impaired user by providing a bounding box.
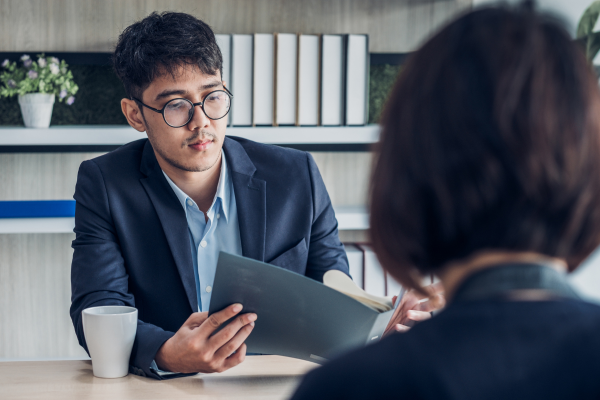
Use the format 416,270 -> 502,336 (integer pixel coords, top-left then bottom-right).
188,139 -> 213,151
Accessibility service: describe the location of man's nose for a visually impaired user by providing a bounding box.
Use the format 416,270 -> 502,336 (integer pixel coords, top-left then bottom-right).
188,103 -> 210,129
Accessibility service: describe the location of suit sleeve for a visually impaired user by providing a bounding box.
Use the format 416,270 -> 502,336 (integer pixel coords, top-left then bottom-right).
70,160 -> 181,380
305,153 -> 350,282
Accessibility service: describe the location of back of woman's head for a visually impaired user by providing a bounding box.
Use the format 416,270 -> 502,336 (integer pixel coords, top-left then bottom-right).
370,3 -> 600,290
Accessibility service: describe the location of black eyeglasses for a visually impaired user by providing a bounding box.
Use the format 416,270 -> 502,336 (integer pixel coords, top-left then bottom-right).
133,87 -> 233,128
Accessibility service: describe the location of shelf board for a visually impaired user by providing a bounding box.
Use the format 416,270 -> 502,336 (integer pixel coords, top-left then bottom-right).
0,125 -> 379,152
333,206 -> 369,231
0,206 -> 368,234
0,218 -> 75,234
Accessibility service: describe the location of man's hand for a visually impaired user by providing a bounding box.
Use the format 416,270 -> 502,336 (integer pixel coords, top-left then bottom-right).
155,303 -> 256,373
384,282 -> 445,335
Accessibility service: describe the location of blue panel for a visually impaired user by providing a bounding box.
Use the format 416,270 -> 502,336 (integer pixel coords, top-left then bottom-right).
0,200 -> 76,218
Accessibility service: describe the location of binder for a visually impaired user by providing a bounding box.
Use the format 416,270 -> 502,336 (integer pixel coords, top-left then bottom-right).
345,34 -> 369,126
231,34 -> 253,126
274,33 -> 298,126
386,272 -> 403,299
321,34 -> 345,126
344,243 -> 364,289
358,244 -> 386,297
297,34 -> 320,126
209,252 -> 395,363
215,34 -> 232,126
253,33 -> 274,126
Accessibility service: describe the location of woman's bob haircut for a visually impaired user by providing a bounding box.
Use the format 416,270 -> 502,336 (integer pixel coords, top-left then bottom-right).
370,4 -> 600,291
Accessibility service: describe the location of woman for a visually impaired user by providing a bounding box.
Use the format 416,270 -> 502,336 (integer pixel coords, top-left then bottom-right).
291,4 -> 600,399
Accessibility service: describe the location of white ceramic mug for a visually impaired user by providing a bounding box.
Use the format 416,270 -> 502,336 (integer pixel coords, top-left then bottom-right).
82,306 -> 138,378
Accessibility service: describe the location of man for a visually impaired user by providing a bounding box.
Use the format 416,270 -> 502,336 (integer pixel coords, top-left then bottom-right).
70,12 -> 437,380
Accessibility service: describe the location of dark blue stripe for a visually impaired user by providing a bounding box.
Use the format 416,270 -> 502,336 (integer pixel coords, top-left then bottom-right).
0,200 -> 76,218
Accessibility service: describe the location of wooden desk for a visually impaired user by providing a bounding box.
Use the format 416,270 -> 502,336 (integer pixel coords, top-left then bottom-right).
0,356 -> 318,400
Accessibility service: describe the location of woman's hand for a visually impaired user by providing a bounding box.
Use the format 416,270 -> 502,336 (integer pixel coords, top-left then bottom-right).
383,282 -> 445,335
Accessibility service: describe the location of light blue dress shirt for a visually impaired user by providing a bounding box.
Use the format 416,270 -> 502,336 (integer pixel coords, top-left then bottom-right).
162,150 -> 243,312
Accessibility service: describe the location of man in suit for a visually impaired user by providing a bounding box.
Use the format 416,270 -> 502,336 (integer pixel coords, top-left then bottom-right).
69,11 -> 350,379
70,11 -> 438,380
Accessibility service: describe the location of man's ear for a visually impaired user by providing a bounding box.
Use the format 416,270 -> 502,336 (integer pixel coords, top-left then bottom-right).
121,98 -> 147,132
222,80 -> 227,88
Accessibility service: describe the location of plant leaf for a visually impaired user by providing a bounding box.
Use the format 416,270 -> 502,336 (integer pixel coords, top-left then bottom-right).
587,31 -> 600,61
577,0 -> 600,38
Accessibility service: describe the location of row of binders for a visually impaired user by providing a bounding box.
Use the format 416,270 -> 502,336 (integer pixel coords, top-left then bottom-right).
344,244 -> 402,298
345,243 -> 438,299
215,33 -> 369,127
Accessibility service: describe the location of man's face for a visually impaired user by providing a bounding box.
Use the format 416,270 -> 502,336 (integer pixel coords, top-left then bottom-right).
139,65 -> 228,173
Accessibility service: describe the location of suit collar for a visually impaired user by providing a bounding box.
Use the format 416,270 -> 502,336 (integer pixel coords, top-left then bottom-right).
223,137 -> 266,261
222,136 -> 257,176
139,140 -> 197,312
140,139 -> 160,177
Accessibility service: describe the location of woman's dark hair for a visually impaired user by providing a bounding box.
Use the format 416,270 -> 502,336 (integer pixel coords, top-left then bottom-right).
112,12 -> 223,100
370,4 -> 600,291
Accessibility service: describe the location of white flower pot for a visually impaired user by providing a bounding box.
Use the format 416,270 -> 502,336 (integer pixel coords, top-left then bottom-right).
18,93 -> 55,128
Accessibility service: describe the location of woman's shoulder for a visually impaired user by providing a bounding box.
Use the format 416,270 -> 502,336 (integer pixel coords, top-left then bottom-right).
290,299 -> 600,400
290,330 -> 426,400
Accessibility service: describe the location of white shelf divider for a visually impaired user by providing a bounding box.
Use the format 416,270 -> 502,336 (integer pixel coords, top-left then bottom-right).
334,206 -> 369,230
0,207 -> 369,234
0,218 -> 75,234
0,125 -> 379,146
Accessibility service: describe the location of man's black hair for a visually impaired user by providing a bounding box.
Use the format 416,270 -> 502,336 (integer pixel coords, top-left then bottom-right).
112,12 -> 223,100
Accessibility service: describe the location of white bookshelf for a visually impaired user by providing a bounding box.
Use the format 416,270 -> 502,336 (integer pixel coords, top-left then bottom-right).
0,125 -> 379,146
0,206 -> 368,234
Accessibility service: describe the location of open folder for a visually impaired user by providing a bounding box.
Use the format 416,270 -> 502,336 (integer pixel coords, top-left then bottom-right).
208,252 -> 396,363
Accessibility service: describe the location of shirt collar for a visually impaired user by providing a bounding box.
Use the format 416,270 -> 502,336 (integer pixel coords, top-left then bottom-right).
162,150 -> 231,222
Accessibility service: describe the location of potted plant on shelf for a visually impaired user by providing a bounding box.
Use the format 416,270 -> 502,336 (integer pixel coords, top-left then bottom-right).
0,54 -> 78,128
577,0 -> 600,77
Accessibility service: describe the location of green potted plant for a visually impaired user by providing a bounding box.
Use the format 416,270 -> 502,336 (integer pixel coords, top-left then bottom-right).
577,0 -> 600,73
0,54 -> 79,128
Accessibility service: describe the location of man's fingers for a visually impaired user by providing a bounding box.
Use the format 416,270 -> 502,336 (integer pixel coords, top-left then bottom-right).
214,321 -> 255,360
197,303 -> 244,337
407,310 -> 431,322
222,343 -> 247,370
406,281 -> 445,301
183,312 -> 208,329
385,305 -> 405,330
209,312 -> 257,349
395,324 -> 410,333
416,293 -> 446,312
427,281 -> 445,296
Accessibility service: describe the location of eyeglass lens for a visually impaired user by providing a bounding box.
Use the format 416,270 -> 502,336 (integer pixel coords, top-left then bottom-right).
163,91 -> 231,127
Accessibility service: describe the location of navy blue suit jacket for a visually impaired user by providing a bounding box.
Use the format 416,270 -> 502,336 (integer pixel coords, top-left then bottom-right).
70,136 -> 349,379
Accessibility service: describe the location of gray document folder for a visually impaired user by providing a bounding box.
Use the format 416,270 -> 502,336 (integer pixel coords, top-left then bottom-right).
208,252 -> 395,363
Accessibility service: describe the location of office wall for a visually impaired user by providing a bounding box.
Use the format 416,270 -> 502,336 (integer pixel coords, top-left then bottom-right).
0,0 -> 471,53
472,0 -> 589,36
0,233 -> 85,360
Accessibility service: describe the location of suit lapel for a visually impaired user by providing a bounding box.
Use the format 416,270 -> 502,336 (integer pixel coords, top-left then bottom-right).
223,137 -> 266,262
139,141 -> 197,312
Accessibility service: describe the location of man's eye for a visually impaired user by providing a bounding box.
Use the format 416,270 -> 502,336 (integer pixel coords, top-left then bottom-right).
166,100 -> 187,110
206,93 -> 223,102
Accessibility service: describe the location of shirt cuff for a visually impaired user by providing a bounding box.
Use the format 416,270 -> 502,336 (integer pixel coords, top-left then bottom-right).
150,359 -> 181,377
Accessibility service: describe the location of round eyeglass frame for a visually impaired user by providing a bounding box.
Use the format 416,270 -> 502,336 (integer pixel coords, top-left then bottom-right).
133,87 -> 233,128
